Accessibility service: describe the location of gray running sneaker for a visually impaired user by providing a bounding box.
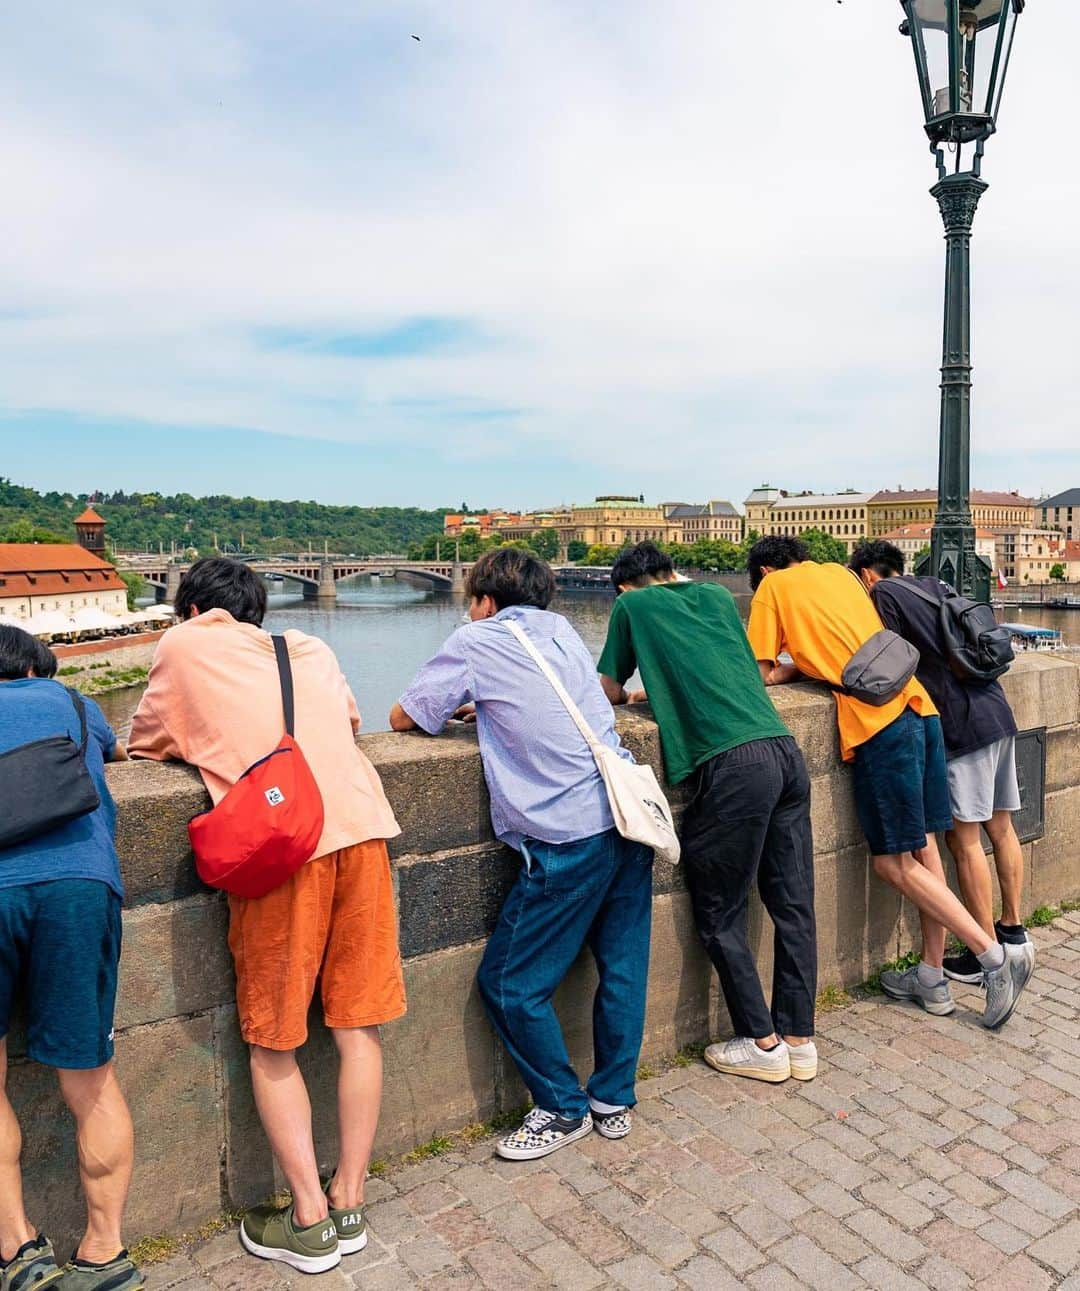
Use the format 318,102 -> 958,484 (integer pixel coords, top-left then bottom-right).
879,965 -> 956,1016
982,941 -> 1035,1030
59,1251 -> 144,1289
0,1235 -> 65,1290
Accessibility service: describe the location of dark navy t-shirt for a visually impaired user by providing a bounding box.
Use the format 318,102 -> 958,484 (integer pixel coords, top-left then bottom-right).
871,576 -> 1017,760
0,678 -> 122,897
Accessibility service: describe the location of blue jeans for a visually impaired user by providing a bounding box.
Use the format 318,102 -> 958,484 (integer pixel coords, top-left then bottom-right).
476,828 -> 653,1121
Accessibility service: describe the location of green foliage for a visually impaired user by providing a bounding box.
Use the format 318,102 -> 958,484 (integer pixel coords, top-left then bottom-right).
800,527 -> 849,565
664,538 -> 744,572
566,540 -> 589,563
1050,563 -> 1067,582
0,515 -> 66,543
864,949 -> 921,995
913,544 -> 932,566
528,529 -> 560,561
580,543 -> 622,566
1026,901 -> 1080,927
0,477 -> 448,559
118,569 -> 146,610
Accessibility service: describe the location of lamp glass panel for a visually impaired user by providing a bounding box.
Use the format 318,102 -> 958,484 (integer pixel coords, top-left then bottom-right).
989,1 -> 1019,120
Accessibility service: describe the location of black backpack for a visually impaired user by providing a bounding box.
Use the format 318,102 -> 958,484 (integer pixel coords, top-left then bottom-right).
888,578 -> 1014,686
0,688 -> 101,850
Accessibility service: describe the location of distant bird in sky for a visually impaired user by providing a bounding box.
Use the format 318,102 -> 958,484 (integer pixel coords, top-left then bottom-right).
411,34 -> 421,41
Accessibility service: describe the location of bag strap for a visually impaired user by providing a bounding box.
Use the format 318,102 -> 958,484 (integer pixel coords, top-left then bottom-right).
67,688 -> 89,753
504,621 -> 603,756
890,576 -> 949,609
271,635 -> 295,737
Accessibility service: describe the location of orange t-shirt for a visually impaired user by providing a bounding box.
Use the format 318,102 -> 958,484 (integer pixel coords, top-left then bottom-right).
746,562 -> 937,762
129,609 -> 400,856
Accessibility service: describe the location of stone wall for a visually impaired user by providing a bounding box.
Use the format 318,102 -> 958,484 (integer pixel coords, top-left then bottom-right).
8,654 -> 1080,1251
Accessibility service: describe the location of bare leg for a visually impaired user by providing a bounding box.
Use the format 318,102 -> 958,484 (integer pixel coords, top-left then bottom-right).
249,1046 -> 327,1229
985,811 -> 1025,928
327,1027 -> 382,1211
0,1038 -> 35,1262
874,840 -> 993,959
946,822 -> 995,939
56,1063 -> 134,1264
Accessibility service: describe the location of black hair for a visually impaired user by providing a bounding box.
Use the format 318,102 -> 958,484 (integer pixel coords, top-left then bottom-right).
465,547 -> 555,610
173,557 -> 268,626
0,625 -> 52,680
33,638 -> 58,678
746,535 -> 810,592
610,541 -> 675,591
849,540 -> 905,579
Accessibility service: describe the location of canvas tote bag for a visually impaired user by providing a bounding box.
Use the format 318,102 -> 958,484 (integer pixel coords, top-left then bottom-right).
505,621 -> 680,865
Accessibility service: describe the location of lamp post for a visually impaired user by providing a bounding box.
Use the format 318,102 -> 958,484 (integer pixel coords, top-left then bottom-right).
900,0 -> 1024,602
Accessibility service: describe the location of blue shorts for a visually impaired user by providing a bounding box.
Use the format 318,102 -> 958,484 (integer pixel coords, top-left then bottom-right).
0,879 -> 121,1069
852,710 -> 952,857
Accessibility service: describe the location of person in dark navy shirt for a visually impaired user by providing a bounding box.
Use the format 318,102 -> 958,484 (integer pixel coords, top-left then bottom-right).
850,543 -> 1029,987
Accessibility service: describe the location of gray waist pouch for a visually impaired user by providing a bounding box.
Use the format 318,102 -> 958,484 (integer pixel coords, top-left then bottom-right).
838,630 -> 921,706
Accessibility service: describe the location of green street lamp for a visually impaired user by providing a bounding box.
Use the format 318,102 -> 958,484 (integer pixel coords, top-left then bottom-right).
900,0 -> 1024,602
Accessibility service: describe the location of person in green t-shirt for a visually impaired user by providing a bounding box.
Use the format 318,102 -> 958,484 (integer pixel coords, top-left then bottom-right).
597,542 -> 818,1085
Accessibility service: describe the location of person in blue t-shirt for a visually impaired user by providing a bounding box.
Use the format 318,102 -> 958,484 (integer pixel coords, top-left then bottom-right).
0,627 -> 143,1291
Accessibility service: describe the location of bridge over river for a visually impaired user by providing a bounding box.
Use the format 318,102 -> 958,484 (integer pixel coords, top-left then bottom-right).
132,558 -> 471,602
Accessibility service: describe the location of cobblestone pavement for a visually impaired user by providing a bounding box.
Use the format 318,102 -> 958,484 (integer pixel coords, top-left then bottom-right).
144,914 -> 1080,1290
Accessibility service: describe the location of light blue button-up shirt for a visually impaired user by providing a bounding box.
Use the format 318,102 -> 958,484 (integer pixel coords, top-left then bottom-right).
398,604 -> 631,850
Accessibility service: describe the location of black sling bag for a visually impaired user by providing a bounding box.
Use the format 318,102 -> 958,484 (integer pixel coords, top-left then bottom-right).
0,689 -> 101,850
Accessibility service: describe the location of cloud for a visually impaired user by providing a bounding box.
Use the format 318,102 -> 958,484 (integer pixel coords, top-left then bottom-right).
0,1 -> 1076,506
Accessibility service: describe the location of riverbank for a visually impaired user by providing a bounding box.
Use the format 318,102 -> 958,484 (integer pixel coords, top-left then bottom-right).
51,631 -> 162,696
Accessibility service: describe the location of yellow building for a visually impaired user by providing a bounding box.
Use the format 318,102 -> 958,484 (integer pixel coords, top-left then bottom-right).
663,501 -> 744,545
1039,489 -> 1080,542
743,485 -> 783,535
868,489 -> 1036,537
554,497 -> 683,549
765,491 -> 872,554
1015,530 -> 1075,584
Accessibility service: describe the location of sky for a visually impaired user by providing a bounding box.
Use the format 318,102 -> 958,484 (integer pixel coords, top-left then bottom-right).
0,2 -> 1077,512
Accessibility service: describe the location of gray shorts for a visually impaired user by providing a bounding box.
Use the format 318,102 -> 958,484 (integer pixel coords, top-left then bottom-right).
947,736 -> 1021,824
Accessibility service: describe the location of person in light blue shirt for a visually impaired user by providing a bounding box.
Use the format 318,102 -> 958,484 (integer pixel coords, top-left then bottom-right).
0,626 -> 143,1291
391,548 -> 653,1162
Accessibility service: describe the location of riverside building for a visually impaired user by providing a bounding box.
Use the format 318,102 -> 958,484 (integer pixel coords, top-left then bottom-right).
0,508 -> 127,622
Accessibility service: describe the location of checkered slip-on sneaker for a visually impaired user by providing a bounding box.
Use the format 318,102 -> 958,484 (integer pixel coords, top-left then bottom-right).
495,1108 -> 593,1160
0,1236 -> 65,1291
591,1107 -> 633,1140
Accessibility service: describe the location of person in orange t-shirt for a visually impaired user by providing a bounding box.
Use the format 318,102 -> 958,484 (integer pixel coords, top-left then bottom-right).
745,537 -> 1033,1032
129,559 -> 405,1276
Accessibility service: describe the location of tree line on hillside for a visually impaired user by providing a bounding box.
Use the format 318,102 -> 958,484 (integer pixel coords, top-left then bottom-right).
408,526 -> 851,570
0,478 -> 449,557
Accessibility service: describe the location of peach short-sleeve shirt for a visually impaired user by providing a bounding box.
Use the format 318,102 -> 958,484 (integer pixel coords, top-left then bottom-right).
129,609 -> 400,857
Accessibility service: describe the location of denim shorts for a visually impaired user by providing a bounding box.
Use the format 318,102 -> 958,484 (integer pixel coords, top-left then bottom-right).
0,879 -> 121,1069
852,709 -> 952,857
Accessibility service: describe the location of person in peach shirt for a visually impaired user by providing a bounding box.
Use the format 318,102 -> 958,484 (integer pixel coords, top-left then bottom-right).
129,559 -> 404,1277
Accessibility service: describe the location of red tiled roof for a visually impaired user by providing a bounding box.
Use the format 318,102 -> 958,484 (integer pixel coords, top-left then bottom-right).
869,490 -> 1035,507
879,523 -> 996,540
74,506 -> 106,525
0,544 -> 126,597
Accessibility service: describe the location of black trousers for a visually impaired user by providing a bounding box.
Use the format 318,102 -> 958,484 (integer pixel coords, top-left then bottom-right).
680,736 -> 817,1039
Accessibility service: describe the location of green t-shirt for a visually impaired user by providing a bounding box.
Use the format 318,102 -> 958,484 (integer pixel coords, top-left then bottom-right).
597,580 -> 790,784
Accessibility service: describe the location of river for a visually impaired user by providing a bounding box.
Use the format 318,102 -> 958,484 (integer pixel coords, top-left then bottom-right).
93,578 -> 1074,738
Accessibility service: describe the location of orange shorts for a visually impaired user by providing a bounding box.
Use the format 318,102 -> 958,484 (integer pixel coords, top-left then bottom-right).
227,838 -> 407,1050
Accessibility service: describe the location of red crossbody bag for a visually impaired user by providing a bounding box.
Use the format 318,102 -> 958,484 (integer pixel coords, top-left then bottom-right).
188,635 -> 325,899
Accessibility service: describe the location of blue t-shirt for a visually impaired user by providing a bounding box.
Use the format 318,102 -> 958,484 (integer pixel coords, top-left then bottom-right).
0,678 -> 122,898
